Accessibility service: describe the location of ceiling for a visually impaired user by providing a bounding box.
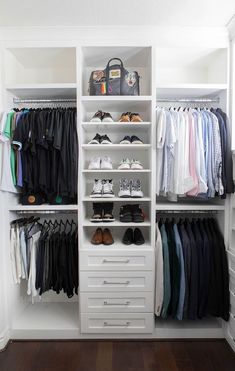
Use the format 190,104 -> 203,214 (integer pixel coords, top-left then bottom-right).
0,0 -> 234,27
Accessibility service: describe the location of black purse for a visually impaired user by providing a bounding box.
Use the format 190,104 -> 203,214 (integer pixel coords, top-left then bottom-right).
89,58 -> 140,96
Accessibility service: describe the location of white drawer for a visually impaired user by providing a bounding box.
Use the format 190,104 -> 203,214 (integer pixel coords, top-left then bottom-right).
228,251 -> 235,272
81,313 -> 154,334
230,291 -> 235,315
80,271 -> 154,292
80,292 -> 153,313
229,314 -> 235,338
80,249 -> 154,271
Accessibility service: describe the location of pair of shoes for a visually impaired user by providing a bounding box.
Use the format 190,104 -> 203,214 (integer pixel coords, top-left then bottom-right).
118,159 -> 143,170
88,133 -> 112,144
91,202 -> 114,222
118,178 -> 143,198
119,112 -> 143,122
89,156 -> 112,170
90,179 -> 114,198
91,228 -> 114,245
120,135 -> 143,144
122,228 -> 145,245
119,204 -> 145,223
90,111 -> 113,122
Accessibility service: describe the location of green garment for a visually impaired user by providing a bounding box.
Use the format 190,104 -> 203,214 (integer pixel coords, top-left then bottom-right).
4,111 -> 16,186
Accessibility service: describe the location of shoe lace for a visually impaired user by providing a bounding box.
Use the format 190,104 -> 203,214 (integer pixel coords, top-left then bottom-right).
103,180 -> 113,193
94,180 -> 102,192
132,179 -> 141,190
120,179 -> 129,190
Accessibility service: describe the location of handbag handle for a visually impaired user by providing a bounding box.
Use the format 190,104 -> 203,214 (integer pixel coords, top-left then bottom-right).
106,58 -> 124,69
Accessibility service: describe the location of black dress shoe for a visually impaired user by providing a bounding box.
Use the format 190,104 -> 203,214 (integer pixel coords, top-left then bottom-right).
122,228 -> 134,245
131,204 -> 144,222
133,228 -> 145,245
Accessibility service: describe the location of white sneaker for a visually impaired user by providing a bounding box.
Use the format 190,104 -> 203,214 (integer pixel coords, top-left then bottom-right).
102,179 -> 115,198
130,159 -> 143,170
131,179 -> 143,198
90,111 -> 103,122
88,157 -> 100,170
90,179 -> 103,197
118,159 -> 131,170
118,178 -> 131,198
101,156 -> 113,170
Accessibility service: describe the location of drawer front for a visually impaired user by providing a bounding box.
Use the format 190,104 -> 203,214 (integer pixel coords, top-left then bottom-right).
81,313 -> 154,334
80,250 -> 154,271
80,292 -> 153,313
229,314 -> 235,338
230,291 -> 235,315
80,271 -> 154,292
228,251 -> 235,272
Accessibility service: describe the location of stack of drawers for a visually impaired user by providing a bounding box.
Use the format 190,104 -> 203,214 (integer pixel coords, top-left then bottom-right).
80,249 -> 154,333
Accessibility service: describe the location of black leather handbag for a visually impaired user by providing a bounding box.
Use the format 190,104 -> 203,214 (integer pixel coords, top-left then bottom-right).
89,58 -> 140,96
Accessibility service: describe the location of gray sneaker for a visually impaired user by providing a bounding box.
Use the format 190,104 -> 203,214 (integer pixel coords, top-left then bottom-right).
118,178 -> 131,198
131,179 -> 143,198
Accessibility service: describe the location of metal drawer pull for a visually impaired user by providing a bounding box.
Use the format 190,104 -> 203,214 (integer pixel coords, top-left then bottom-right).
104,321 -> 130,327
103,301 -> 130,306
103,259 -> 130,263
103,280 -> 130,285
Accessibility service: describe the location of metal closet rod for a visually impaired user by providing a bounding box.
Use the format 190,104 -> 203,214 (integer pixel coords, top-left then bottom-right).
156,210 -> 218,214
13,98 -> 77,104
15,210 -> 78,214
156,97 -> 220,103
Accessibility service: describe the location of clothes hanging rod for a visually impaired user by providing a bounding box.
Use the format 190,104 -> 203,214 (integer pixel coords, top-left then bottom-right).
13,98 -> 77,104
155,210 -> 218,214
156,97 -> 220,103
15,210 -> 78,214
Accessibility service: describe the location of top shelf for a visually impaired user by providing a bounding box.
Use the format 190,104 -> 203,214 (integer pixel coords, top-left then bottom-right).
156,83 -> 228,99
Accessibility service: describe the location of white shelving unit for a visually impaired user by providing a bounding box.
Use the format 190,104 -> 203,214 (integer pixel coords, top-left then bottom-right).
0,40 -> 234,351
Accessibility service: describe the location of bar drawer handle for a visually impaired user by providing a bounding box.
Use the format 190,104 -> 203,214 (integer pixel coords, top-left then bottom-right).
103,301 -> 130,306
103,259 -> 130,264
103,321 -> 130,327
103,280 -> 130,285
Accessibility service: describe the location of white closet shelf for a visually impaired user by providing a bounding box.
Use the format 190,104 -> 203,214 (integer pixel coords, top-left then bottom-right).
82,122 -> 151,132
83,219 -> 151,227
156,83 -> 227,99
81,243 -> 153,250
82,169 -> 151,173
6,83 -> 77,99
155,203 -> 225,211
9,205 -> 78,212
82,144 -> 151,150
82,96 -> 152,102
83,197 -> 151,202
11,302 -> 79,339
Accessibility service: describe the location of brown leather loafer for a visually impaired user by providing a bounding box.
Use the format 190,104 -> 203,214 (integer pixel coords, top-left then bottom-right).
130,113 -> 143,122
102,228 -> 114,245
91,228 -> 103,244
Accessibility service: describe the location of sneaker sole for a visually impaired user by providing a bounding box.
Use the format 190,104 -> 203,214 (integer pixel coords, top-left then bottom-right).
102,219 -> 115,222
102,194 -> 115,198
102,119 -> 113,122
90,219 -> 103,223
90,194 -> 102,198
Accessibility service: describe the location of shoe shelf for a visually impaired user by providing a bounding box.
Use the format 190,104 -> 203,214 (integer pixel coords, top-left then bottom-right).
82,220 -> 151,227
82,122 -> 151,132
82,197 -> 151,202
82,144 -> 151,150
82,170 -> 151,173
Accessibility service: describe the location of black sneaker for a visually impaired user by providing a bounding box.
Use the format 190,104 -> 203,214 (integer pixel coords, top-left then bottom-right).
122,228 -> 134,245
102,112 -> 113,122
88,133 -> 101,144
90,202 -> 103,222
119,205 -> 132,222
131,205 -> 145,223
133,228 -> 145,245
103,202 -> 115,222
100,135 -> 112,144
120,136 -> 131,144
90,111 -> 103,122
131,135 -> 143,144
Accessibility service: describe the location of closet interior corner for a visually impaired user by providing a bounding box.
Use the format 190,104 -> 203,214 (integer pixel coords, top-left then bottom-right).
0,41 -> 235,350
